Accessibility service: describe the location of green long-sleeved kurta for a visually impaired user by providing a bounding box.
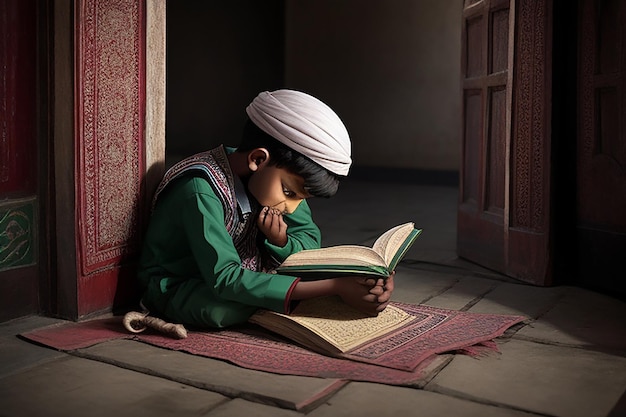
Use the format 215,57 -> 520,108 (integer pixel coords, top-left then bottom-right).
137,173 -> 321,328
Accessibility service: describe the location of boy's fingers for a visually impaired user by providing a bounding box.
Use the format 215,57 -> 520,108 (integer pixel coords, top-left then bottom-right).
377,290 -> 392,304
258,207 -> 270,226
270,211 -> 282,232
375,301 -> 390,312
361,293 -> 378,303
369,286 -> 384,296
261,211 -> 288,247
384,274 -> 395,291
355,277 -> 377,286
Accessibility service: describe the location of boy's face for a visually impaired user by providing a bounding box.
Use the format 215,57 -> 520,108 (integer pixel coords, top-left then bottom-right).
247,163 -> 311,214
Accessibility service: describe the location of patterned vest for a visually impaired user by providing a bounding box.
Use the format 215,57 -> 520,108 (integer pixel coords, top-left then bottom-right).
153,146 -> 276,272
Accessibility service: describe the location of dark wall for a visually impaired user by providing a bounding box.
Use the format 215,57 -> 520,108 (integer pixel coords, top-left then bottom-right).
166,1 -> 285,164
166,1 -> 462,173
285,0 -> 462,172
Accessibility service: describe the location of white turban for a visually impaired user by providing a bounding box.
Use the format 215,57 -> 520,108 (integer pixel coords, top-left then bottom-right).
246,89 -> 352,176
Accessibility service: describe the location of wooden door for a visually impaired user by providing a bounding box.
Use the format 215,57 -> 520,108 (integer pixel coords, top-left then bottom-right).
576,0 -> 626,296
53,0 -> 165,320
0,0 -> 42,322
458,0 -> 555,285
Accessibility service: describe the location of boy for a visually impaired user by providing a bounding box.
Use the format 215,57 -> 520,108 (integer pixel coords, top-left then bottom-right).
137,89 -> 394,329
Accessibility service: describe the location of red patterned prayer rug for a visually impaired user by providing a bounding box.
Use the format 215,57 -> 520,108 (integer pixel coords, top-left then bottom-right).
20,302 -> 526,386
337,302 -> 525,370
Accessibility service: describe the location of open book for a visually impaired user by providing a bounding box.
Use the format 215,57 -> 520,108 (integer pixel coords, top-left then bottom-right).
248,295 -> 417,355
275,222 -> 422,279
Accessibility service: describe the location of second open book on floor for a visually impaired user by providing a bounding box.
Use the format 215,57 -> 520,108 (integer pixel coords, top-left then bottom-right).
249,295 -> 416,356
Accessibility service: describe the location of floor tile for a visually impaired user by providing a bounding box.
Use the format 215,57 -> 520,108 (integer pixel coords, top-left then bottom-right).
206,398 -> 302,417
468,281 -> 566,319
78,339 -> 347,411
0,315 -> 67,378
393,265 -> 460,305
423,275 -> 501,311
517,286 -> 626,351
0,355 -> 227,417
426,339 -> 626,417
307,381 -> 537,417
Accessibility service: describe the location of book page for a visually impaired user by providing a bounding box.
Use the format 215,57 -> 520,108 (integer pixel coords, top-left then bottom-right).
371,223 -> 415,264
278,245 -> 386,268
257,296 -> 416,353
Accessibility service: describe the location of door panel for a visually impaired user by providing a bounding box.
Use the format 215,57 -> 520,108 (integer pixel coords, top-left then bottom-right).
458,0 -> 555,285
0,0 -> 40,322
458,0 -> 511,274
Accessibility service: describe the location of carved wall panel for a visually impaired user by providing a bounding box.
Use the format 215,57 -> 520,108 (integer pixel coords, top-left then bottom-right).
0,198 -> 36,271
510,0 -> 548,232
76,0 -> 145,275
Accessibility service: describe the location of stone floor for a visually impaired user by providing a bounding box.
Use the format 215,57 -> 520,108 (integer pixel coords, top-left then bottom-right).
1,179 -> 625,417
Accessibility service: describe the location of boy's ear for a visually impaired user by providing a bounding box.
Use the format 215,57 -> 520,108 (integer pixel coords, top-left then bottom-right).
247,148 -> 270,172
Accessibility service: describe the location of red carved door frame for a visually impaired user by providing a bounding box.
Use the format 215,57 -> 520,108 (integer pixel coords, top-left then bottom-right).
53,0 -> 165,320
0,0 -> 42,321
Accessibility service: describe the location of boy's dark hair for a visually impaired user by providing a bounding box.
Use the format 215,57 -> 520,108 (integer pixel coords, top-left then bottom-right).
237,119 -> 343,198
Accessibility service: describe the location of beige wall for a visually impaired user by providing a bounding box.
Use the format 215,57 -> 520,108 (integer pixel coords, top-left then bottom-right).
285,0 -> 462,172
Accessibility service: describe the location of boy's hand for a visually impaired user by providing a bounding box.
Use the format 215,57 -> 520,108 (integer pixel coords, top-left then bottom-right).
334,272 -> 395,316
257,207 -> 288,247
